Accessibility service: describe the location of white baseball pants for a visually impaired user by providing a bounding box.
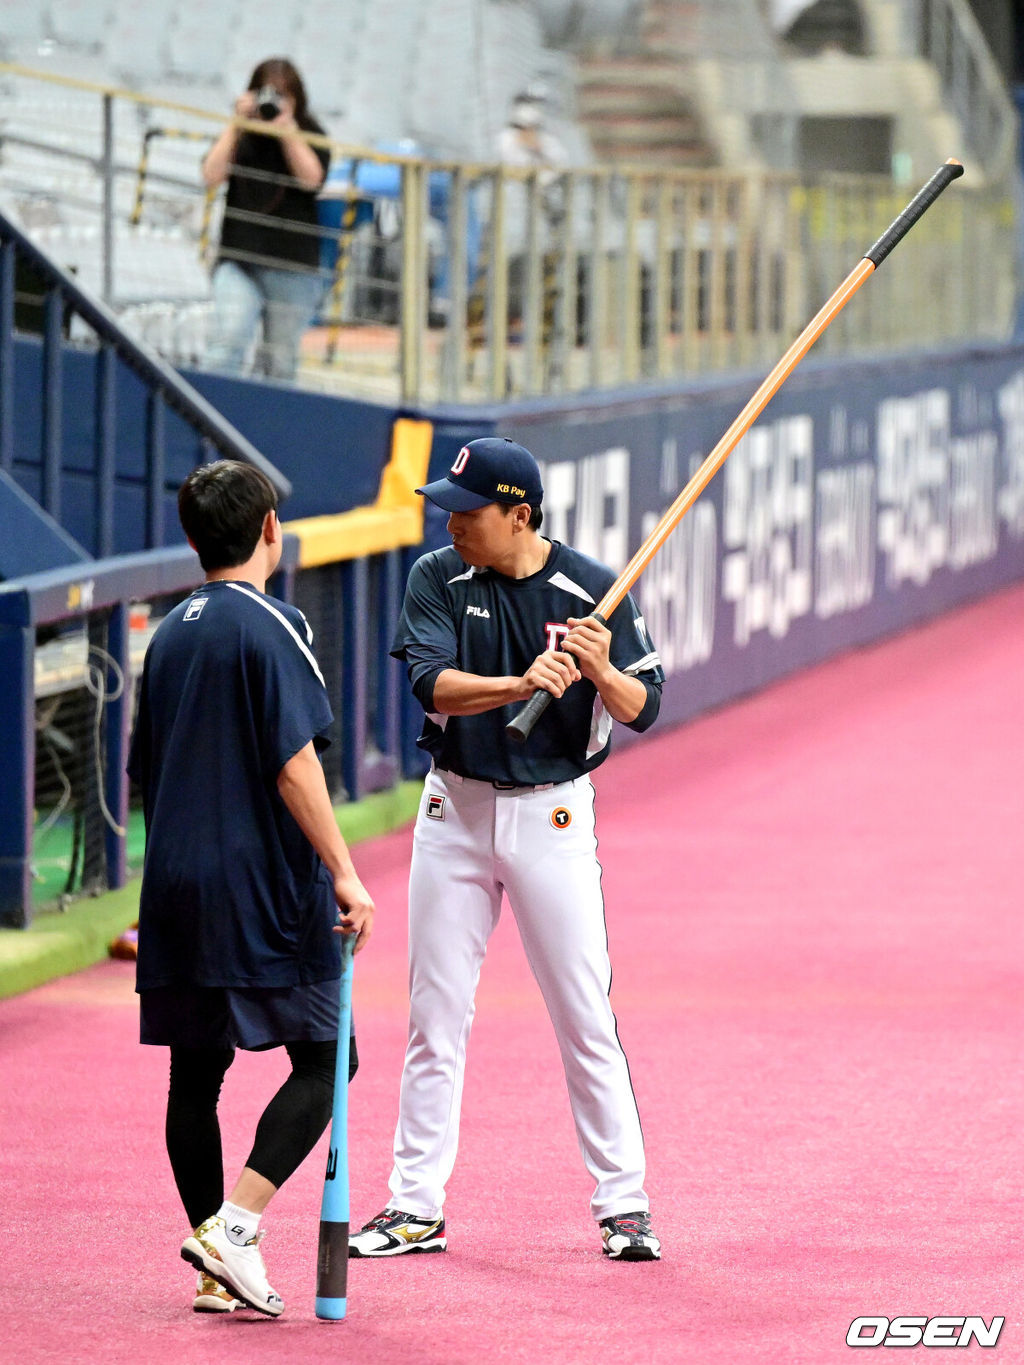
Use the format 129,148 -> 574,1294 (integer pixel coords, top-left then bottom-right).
388,766 -> 649,1222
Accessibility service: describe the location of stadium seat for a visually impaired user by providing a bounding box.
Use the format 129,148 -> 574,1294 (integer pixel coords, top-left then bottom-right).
0,0 -> 47,53
165,8 -> 234,86
292,0 -> 366,119
406,0 -> 486,158
48,0 -> 113,50
342,0 -> 426,144
107,0 -> 174,85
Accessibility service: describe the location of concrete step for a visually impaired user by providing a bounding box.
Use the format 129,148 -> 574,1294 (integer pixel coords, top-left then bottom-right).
575,1 -> 719,169
577,86 -> 698,118
577,55 -> 689,88
638,0 -> 703,52
585,112 -> 705,143
588,139 -> 718,170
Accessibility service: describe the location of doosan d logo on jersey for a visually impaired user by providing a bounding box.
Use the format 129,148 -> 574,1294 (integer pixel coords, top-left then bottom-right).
846,1316 -> 1004,1348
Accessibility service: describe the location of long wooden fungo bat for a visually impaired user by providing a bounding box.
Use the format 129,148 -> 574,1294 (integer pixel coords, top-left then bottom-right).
506,159 -> 965,743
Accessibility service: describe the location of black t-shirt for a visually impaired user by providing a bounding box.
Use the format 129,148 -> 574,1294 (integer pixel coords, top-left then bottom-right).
218,122 -> 329,272
391,541 -> 664,786
128,579 -> 338,990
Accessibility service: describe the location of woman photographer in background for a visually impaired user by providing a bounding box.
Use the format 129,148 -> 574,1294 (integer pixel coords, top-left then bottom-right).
202,58 -> 329,381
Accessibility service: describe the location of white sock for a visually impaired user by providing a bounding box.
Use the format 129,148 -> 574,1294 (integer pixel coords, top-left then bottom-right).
218,1200 -> 260,1246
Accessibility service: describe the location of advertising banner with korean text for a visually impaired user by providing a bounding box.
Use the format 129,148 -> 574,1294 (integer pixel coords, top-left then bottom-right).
496,345 -> 1024,732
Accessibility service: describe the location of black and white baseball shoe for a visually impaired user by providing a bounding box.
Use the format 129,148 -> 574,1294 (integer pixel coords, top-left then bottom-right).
599,1211 -> 661,1261
348,1207 -> 447,1257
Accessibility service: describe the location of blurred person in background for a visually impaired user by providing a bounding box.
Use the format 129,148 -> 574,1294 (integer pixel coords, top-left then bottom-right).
496,89 -> 568,179
495,89 -> 569,357
202,58 -> 329,381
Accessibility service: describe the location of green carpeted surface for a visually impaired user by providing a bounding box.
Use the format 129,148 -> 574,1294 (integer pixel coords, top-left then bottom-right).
0,780 -> 422,1002
29,809 -> 148,908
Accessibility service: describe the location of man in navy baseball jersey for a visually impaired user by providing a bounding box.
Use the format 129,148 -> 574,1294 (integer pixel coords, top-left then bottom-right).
350,436 -> 663,1262
128,460 -> 375,1316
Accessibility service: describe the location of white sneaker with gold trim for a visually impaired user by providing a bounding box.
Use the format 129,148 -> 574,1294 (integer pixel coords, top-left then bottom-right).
181,1215 -> 284,1316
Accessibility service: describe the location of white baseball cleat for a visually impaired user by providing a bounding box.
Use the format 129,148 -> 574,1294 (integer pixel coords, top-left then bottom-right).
599,1211 -> 662,1261
181,1215 -> 284,1316
348,1207 -> 447,1257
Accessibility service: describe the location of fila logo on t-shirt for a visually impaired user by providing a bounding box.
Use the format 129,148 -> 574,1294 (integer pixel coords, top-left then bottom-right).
183,597 -> 208,621
466,605 -> 491,619
426,794 -> 446,821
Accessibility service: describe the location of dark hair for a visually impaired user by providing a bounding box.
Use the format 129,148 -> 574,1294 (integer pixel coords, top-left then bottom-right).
178,460 -> 278,571
248,57 -> 316,130
498,501 -> 543,530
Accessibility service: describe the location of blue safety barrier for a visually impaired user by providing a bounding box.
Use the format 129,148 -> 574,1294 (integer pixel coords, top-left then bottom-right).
0,546 -> 209,926
0,532 -> 422,927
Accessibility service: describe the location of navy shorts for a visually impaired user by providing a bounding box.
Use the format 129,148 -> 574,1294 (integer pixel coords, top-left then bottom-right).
139,978 -> 349,1051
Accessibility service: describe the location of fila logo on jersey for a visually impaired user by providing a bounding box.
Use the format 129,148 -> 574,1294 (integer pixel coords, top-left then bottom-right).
466,605 -> 491,618
184,597 -> 208,620
426,794 -> 446,820
550,807 -> 572,829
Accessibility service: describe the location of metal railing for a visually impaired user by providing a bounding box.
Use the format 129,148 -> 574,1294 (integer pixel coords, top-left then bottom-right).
0,62 -> 1016,408
0,206 -> 290,558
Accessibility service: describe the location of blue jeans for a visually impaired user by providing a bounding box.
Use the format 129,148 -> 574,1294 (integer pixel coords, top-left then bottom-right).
205,260 -> 322,381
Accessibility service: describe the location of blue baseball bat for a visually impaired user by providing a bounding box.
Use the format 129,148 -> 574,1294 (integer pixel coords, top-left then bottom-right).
315,933 -> 355,1321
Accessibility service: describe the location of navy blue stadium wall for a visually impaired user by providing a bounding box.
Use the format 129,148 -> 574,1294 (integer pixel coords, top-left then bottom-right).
490,342 -> 1024,733
8,335 -> 1024,742
6,336 -> 395,556
416,341 -> 1024,735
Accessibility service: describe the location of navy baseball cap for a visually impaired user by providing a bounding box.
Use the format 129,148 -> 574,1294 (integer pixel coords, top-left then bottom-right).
416,437 -> 543,512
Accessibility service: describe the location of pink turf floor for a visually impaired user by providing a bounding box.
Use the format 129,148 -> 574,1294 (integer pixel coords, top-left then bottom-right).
3,584 -> 1024,1365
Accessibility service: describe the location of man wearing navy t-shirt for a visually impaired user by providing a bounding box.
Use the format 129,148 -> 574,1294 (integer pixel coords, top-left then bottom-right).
349,436 -> 664,1263
128,460 -> 374,1317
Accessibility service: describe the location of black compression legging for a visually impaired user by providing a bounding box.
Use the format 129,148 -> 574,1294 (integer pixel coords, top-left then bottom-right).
166,1036 -> 358,1229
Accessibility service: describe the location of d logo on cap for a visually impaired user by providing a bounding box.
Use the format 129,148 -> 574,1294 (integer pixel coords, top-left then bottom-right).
417,436 -> 543,513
